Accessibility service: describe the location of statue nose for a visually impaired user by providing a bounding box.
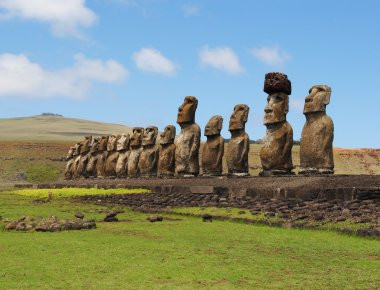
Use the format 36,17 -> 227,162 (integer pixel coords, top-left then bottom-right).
264,106 -> 272,113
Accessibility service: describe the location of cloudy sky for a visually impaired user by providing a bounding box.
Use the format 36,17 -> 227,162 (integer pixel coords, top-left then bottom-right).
0,0 -> 379,148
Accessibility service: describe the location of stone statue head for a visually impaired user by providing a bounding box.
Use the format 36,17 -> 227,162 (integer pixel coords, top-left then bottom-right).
304,85 -> 331,114
117,133 -> 130,151
264,72 -> 291,95
98,136 -> 109,152
177,96 -> 198,124
66,147 -> 75,160
80,136 -> 92,154
160,125 -> 176,145
90,138 -> 99,154
73,142 -> 82,156
264,92 -> 289,125
205,115 -> 223,136
229,104 -> 249,131
142,126 -> 158,146
130,127 -> 144,147
107,134 -> 119,151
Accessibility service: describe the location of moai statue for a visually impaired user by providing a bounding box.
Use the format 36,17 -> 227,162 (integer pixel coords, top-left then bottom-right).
175,96 -> 201,177
127,127 -> 144,177
86,138 -> 99,178
260,72 -> 294,176
138,126 -> 159,177
115,133 -> 130,178
64,146 -> 75,180
300,85 -> 334,174
95,136 -> 109,178
202,115 -> 224,176
72,142 -> 83,179
226,105 -> 250,176
158,125 -> 176,177
76,136 -> 92,178
104,134 -> 120,178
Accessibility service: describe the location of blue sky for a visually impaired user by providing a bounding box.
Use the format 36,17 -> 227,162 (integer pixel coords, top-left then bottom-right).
0,0 -> 379,148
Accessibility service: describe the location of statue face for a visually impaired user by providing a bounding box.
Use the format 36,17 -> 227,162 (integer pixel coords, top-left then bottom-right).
90,138 -> 99,153
229,104 -> 249,131
177,96 -> 198,124
80,136 -> 92,154
205,115 -> 223,136
304,85 -> 331,114
66,147 -> 75,160
73,142 -> 82,156
117,134 -> 130,151
160,125 -> 176,145
142,126 -> 158,146
264,92 -> 288,125
98,136 -> 109,151
107,135 -> 118,151
130,127 -> 144,147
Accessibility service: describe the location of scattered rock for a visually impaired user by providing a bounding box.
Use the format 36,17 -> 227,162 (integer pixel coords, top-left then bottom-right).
202,214 -> 213,222
147,216 -> 163,222
75,212 -> 85,219
104,210 -> 124,222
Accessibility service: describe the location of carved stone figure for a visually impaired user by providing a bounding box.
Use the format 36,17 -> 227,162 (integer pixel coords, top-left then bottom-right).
95,136 -> 109,178
115,134 -> 130,178
86,138 -> 99,178
300,85 -> 334,174
226,105 -> 250,176
202,115 -> 224,176
175,96 -> 201,176
138,126 -> 159,177
104,134 -> 120,178
72,142 -> 83,179
260,72 -> 294,176
64,146 -> 75,180
127,127 -> 144,177
158,125 -> 176,177
76,136 -> 92,178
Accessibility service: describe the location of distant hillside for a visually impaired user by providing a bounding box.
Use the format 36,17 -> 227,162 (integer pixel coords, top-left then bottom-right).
0,115 -> 132,141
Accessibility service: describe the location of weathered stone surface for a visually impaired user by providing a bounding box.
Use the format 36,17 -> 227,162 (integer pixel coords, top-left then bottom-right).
260,72 -> 293,176
96,136 -> 109,178
86,138 -> 99,178
226,104 -> 250,176
105,134 -> 120,177
64,146 -> 75,180
128,127 -> 143,177
158,125 -> 176,177
115,134 -> 130,178
175,96 -> 201,176
139,126 -> 159,177
76,136 -> 92,178
72,142 -> 83,179
202,115 -> 224,176
300,85 -> 334,174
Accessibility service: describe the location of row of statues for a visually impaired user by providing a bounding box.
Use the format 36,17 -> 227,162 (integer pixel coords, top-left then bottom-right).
65,72 -> 334,179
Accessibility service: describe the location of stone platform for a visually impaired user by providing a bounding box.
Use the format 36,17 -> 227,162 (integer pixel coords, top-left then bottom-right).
17,175 -> 380,201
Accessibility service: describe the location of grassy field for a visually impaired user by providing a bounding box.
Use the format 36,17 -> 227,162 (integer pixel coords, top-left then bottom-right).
0,189 -> 379,289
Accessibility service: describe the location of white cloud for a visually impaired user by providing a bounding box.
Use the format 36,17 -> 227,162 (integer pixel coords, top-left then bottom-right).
182,3 -> 199,17
0,0 -> 97,37
251,46 -> 290,66
132,48 -> 178,76
0,53 -> 128,99
199,46 -> 244,74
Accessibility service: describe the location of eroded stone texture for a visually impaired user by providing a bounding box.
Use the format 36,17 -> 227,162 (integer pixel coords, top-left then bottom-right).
175,96 -> 201,176
95,136 -> 109,178
72,142 -> 83,179
64,146 -> 75,180
226,105 -> 250,176
158,125 -> 176,177
76,136 -> 92,178
127,127 -> 144,177
138,126 -> 159,177
115,134 -> 130,178
260,72 -> 293,176
300,85 -> 334,174
86,138 -> 99,178
202,115 -> 224,176
104,134 -> 120,178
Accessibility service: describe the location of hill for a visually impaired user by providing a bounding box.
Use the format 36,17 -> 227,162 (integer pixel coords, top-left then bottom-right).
0,114 -> 132,141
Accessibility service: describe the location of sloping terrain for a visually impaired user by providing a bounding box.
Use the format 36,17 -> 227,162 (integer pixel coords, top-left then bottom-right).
0,114 -> 132,141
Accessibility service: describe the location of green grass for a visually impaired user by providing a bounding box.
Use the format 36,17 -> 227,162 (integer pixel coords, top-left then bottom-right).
2,187 -> 150,198
0,192 -> 379,289
26,165 -> 61,183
